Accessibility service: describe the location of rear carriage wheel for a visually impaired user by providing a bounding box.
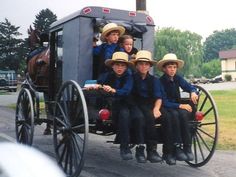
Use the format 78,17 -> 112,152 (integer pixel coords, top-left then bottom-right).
15,88 -> 34,145
187,85 -> 218,167
53,80 -> 89,177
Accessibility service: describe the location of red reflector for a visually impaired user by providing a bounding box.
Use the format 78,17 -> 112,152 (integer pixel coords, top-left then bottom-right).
195,111 -> 204,121
102,8 -> 110,14
99,109 -> 110,121
146,16 -> 153,23
129,11 -> 136,17
83,7 -> 92,14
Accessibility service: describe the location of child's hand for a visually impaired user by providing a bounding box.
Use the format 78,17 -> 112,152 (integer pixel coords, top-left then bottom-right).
93,84 -> 102,90
153,107 -> 162,119
179,104 -> 192,112
191,92 -> 198,104
84,84 -> 101,90
103,85 -> 116,93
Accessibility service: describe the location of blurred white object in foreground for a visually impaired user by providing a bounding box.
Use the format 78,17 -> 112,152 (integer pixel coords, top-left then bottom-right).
0,142 -> 65,177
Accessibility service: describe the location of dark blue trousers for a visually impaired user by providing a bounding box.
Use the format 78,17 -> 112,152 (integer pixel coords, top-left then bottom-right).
166,108 -> 192,145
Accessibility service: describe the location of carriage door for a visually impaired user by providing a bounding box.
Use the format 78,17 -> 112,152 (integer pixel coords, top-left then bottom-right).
49,30 -> 63,98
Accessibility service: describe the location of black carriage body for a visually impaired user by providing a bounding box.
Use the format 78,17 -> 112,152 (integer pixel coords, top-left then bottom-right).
48,6 -> 155,99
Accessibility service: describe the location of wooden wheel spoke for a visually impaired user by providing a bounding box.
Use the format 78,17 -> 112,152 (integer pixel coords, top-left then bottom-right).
72,124 -> 85,132
56,136 -> 65,153
18,126 -> 24,139
199,95 -> 208,111
203,107 -> 213,117
193,135 -> 198,164
197,127 -> 215,140
200,122 -> 216,126
59,141 -> 67,165
68,135 -> 81,174
72,132 -> 83,157
54,116 -> 67,127
196,130 -> 211,152
195,132 -> 206,160
62,93 -> 69,118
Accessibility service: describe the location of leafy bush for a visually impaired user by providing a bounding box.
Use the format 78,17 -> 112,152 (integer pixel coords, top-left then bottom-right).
224,74 -> 232,81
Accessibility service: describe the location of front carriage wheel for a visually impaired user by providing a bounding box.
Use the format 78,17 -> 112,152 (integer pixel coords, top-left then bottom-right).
15,88 -> 34,145
53,80 -> 89,177
187,85 -> 218,167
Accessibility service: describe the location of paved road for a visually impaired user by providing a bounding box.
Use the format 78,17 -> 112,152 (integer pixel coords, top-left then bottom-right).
198,81 -> 236,91
0,91 -> 18,106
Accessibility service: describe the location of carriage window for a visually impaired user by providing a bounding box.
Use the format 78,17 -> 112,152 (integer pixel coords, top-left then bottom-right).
54,30 -> 63,93
55,30 -> 63,61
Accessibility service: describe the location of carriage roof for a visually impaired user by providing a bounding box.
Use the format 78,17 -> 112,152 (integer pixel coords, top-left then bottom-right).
50,6 -> 155,29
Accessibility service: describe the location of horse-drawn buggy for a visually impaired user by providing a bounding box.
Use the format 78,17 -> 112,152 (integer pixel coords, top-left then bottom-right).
15,6 -> 218,177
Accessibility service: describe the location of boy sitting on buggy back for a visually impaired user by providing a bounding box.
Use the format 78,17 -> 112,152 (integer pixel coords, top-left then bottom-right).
157,53 -> 198,161
88,51 -> 144,160
93,23 -> 125,76
131,50 -> 175,165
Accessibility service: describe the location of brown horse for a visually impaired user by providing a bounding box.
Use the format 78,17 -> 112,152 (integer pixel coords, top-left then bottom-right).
27,26 -> 50,87
27,26 -> 52,134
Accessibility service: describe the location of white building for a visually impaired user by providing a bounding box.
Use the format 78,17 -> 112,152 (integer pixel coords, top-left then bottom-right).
219,49 -> 236,81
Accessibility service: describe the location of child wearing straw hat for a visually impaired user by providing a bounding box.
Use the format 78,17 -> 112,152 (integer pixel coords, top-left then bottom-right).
94,51 -> 144,161
131,50 -> 175,165
157,53 -> 198,162
93,23 -> 125,76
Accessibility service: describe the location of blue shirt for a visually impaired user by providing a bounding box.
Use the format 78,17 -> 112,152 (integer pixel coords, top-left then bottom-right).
97,70 -> 133,98
132,72 -> 163,100
160,74 -> 197,109
93,43 -> 120,61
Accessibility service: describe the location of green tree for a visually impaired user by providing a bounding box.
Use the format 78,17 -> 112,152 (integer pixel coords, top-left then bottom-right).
0,18 -> 24,71
154,27 -> 203,77
203,28 -> 236,61
33,8 -> 57,32
201,59 -> 221,78
17,38 -> 30,74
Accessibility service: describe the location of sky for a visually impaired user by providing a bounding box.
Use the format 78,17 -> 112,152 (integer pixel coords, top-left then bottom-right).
1,0 -> 235,40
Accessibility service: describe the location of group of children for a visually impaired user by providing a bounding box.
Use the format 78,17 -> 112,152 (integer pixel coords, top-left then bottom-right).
91,23 -> 198,165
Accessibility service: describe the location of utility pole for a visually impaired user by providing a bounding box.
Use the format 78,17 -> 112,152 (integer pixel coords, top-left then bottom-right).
136,0 -> 146,11
136,0 -> 148,14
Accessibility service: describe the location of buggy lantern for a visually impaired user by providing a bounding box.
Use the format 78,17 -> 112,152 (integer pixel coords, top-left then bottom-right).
195,111 -> 204,121
99,109 -> 110,121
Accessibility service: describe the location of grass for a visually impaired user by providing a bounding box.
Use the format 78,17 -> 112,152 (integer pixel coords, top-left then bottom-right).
210,89 -> 236,150
0,90 -> 10,95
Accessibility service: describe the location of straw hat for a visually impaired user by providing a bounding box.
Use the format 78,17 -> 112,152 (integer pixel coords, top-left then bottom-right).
105,52 -> 133,67
132,50 -> 157,66
100,23 -> 125,42
157,53 -> 184,71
